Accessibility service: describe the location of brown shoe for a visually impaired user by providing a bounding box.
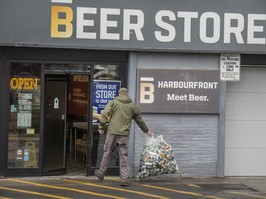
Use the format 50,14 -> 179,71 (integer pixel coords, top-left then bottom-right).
120,181 -> 131,186
94,169 -> 104,181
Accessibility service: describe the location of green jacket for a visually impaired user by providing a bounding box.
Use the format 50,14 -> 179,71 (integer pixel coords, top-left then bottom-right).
98,95 -> 149,136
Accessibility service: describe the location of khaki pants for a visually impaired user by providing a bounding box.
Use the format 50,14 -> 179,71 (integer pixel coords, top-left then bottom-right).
98,133 -> 129,182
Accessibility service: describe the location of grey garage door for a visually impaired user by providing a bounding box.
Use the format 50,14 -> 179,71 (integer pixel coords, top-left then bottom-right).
225,67 -> 266,176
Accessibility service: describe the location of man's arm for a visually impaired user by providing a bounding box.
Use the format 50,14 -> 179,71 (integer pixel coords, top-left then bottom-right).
98,100 -> 114,133
134,107 -> 154,137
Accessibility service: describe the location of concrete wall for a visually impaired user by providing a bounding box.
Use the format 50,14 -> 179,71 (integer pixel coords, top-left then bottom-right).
130,52 -> 220,178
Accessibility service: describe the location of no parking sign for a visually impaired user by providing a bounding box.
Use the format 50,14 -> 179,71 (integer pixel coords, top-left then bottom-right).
220,54 -> 241,81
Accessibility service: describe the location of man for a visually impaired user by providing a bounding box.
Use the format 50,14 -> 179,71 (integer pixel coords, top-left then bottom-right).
94,87 -> 154,186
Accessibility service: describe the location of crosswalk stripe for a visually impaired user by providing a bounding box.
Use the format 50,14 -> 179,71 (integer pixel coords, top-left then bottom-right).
106,177 -> 225,199
7,179 -> 125,199
0,186 -> 72,199
140,184 -> 226,199
187,184 -> 201,188
0,196 -> 13,199
64,179 -> 170,199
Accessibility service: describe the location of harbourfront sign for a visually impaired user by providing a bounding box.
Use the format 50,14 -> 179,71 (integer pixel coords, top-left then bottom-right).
138,69 -> 220,113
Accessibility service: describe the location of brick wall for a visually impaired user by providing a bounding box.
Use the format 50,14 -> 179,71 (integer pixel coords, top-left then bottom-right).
133,114 -> 218,177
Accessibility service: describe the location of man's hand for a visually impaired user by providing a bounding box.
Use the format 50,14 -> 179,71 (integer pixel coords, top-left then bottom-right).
98,129 -> 104,135
147,130 -> 154,137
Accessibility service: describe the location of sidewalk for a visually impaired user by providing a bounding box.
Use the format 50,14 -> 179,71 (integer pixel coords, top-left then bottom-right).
138,176 -> 266,193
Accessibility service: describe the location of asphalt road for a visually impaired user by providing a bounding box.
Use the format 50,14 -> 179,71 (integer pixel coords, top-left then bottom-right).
0,176 -> 266,199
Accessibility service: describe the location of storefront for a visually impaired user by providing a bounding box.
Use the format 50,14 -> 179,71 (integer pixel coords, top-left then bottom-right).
1,0 -> 266,178
0,47 -> 128,177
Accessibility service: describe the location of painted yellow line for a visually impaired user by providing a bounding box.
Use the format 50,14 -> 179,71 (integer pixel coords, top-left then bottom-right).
0,186 -> 72,199
205,195 -> 226,199
7,179 -> 125,199
106,177 -> 225,199
231,191 -> 266,199
141,184 -> 226,199
186,184 -> 225,199
187,184 -> 201,188
0,197 -> 12,199
64,179 -> 170,199
105,177 -> 120,181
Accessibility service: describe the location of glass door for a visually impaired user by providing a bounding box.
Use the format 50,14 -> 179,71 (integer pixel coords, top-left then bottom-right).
67,73 -> 91,176
43,75 -> 67,175
91,64 -> 126,175
43,64 -> 92,176
7,63 -> 41,173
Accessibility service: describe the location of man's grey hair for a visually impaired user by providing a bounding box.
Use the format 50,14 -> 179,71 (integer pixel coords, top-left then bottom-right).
119,87 -> 128,95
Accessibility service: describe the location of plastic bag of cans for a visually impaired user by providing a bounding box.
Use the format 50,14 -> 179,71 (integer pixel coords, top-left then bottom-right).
136,135 -> 179,180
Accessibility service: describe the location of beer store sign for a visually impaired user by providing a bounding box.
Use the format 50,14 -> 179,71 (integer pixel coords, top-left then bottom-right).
2,0 -> 266,53
138,69 -> 220,113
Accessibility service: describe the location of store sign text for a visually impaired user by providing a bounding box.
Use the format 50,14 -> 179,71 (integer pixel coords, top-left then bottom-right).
10,78 -> 39,90
138,69 -> 220,113
51,1 -> 266,45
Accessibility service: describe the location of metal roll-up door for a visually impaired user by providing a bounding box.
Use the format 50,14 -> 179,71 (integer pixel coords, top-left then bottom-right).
225,67 -> 266,176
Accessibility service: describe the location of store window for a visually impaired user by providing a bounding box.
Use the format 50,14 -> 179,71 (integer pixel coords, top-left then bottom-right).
45,63 -> 88,72
92,64 -> 126,168
8,63 -> 41,168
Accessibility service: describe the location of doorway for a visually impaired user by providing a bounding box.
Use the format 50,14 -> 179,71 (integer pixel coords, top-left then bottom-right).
43,73 -> 91,176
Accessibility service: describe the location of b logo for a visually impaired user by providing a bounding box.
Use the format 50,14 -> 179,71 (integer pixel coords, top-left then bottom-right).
51,0 -> 73,38
140,77 -> 154,104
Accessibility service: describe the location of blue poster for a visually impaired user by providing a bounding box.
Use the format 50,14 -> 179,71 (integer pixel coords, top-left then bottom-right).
93,80 -> 121,123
